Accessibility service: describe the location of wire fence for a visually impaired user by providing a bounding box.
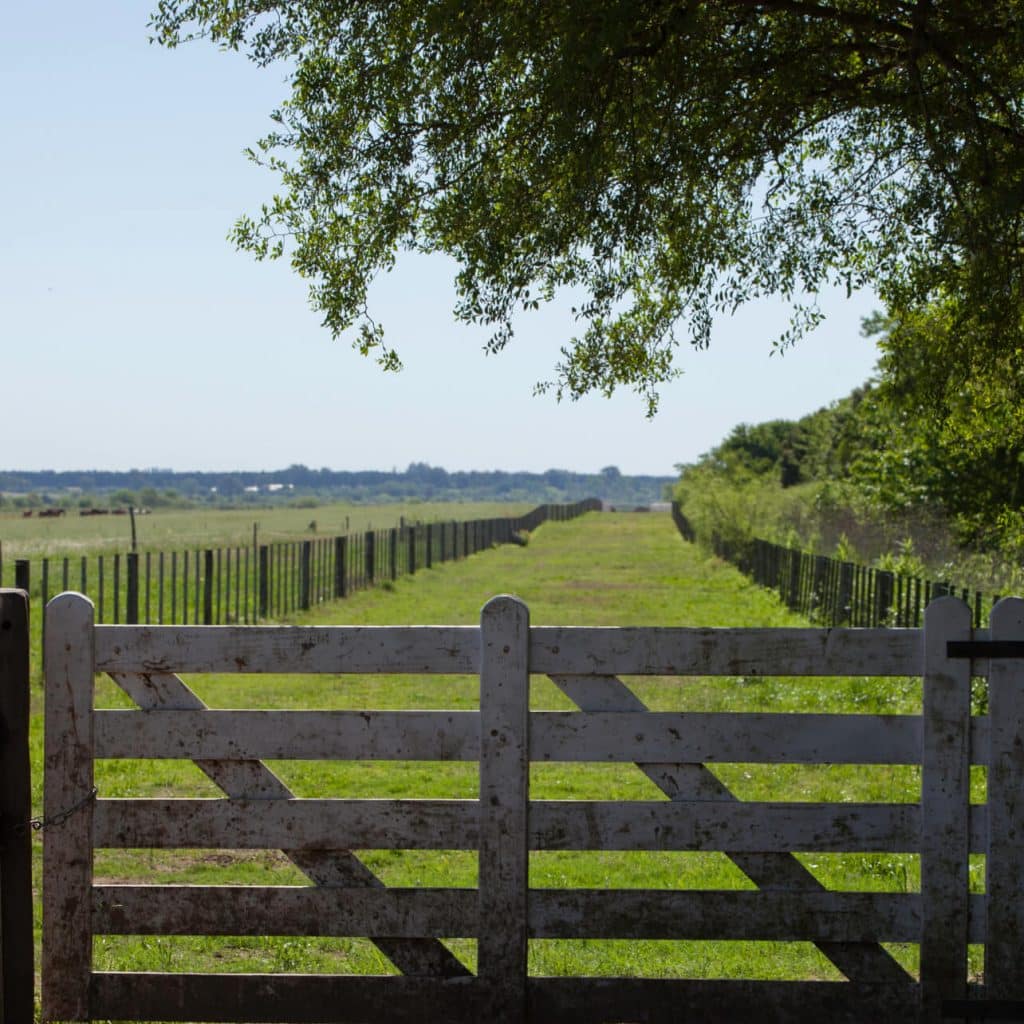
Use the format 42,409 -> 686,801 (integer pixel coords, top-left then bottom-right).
671,501 -> 1000,628
6,499 -> 601,629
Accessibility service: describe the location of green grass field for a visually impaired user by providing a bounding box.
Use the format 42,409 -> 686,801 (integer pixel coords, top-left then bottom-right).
25,511 -> 982,1016
1,501 -> 532,561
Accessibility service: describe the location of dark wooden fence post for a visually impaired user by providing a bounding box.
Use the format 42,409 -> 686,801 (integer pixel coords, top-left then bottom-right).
812,556 -> 828,622
787,550 -> 801,610
334,537 -> 347,598
14,561 -> 28,595
426,524 -> 433,569
215,549 -> 223,624
126,552 -> 139,624
838,562 -> 854,625
258,545 -> 269,620
408,526 -> 417,575
113,553 -> 121,624
300,541 -> 312,610
390,529 -> 398,581
876,571 -> 895,626
203,550 -> 214,624
41,560 -> 50,640
365,530 -> 376,585
0,589 -> 34,1023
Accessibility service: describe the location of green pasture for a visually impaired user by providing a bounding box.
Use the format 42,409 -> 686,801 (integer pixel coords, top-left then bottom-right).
25,511 -> 984,1015
1,500 -> 531,561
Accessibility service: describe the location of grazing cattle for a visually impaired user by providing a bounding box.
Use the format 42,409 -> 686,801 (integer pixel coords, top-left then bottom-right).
21,510 -> 33,518
38,508 -> 66,518
79,507 -> 110,516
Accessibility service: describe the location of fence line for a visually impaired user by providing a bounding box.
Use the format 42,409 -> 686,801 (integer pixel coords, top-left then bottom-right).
40,591 -> 1024,1022
6,500 -> 600,630
671,502 -> 999,628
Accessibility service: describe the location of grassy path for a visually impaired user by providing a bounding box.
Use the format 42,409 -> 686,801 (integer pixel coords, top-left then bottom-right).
28,512 -> 960,1006
299,509 -> 807,629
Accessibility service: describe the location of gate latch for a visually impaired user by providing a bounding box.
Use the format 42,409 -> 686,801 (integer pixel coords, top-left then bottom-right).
947,641 -> 1024,659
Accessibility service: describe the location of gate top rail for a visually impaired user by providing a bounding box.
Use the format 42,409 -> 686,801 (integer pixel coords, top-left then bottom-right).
93,620 -> 938,677
95,623 -> 480,674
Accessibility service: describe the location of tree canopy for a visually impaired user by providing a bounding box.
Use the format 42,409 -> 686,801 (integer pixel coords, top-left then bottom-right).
676,304 -> 1024,558
151,1 -> 1024,411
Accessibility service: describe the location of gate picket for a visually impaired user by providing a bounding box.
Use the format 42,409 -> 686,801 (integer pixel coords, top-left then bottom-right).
42,594 -> 96,1022
985,598 -> 1024,1001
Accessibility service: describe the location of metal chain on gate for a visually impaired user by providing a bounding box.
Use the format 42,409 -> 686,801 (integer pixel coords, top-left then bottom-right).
4,787 -> 98,839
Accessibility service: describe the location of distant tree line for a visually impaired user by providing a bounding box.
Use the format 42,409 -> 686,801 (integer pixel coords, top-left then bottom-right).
0,463 -> 672,509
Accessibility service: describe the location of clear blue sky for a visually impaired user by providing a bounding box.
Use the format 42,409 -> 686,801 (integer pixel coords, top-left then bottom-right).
3,4 -> 882,477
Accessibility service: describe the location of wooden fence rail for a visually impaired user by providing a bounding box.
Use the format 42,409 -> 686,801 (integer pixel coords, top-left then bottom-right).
671,502 -> 1001,629
7,500 -> 599,632
40,591 -> 1024,1022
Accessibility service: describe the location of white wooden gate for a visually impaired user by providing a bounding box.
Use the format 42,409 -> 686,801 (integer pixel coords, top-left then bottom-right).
42,592 -> 1024,1022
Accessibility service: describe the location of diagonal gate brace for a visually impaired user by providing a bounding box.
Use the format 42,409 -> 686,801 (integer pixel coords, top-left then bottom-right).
110,671 -> 469,979
548,673 -> 913,986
